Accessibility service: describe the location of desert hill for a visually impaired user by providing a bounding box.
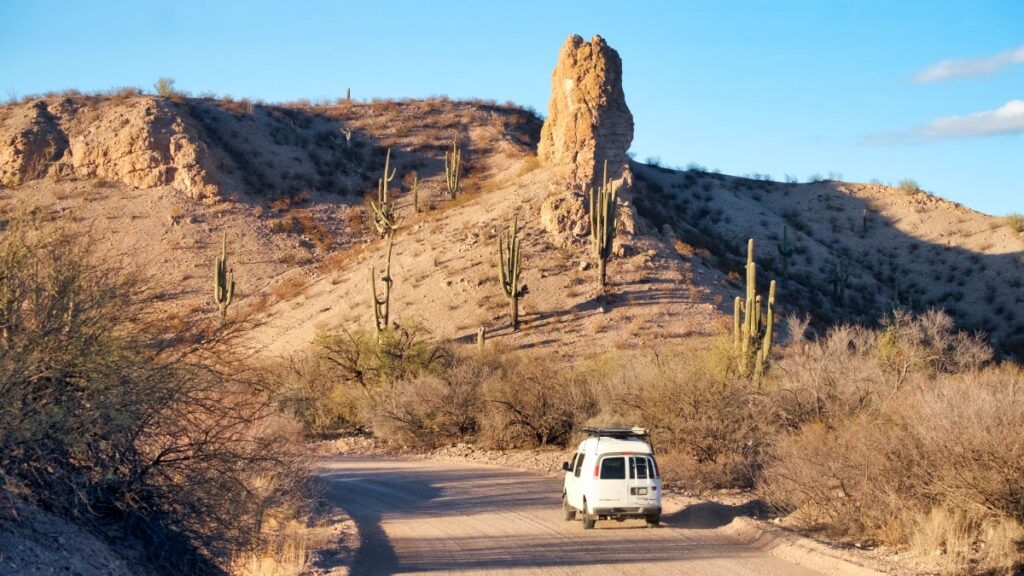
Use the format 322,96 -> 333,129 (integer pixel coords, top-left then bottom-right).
1,90 -> 1021,359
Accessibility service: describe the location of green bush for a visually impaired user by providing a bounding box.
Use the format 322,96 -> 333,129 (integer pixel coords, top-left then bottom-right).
898,178 -> 921,194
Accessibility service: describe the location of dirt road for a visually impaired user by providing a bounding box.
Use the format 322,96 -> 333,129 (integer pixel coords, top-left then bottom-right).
317,456 -> 883,576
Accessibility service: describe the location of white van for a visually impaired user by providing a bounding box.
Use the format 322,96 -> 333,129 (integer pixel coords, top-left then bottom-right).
561,427 -> 662,529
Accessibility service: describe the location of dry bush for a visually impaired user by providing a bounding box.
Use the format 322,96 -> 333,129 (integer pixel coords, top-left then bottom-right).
269,353 -> 361,435
309,326 -> 449,433
372,351 -> 494,448
588,342 -> 770,489
269,210 -> 332,250
898,178 -> 922,195
1005,213 -> 1024,235
0,223 -> 307,573
285,335 -> 595,449
480,354 -> 598,448
760,314 -> 1022,574
153,77 -> 186,103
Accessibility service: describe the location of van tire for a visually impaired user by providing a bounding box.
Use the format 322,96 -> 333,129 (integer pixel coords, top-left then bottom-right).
646,514 -> 660,527
562,494 -> 576,521
581,500 -> 596,530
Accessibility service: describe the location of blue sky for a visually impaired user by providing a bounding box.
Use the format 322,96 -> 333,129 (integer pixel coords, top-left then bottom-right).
2,0 -> 1020,215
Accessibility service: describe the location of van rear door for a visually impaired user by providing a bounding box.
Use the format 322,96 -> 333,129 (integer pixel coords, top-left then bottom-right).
595,455 -> 628,508
627,455 -> 658,508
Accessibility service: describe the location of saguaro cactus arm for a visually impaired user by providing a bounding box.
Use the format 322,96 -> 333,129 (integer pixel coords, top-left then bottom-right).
371,148 -> 399,237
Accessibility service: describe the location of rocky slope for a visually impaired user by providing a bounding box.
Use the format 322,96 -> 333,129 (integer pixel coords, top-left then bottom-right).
0,39 -> 1021,358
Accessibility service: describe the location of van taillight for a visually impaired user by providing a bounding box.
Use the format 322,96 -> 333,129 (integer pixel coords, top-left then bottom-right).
594,464 -> 599,478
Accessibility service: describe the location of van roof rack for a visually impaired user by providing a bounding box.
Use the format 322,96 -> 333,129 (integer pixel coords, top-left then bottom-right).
582,426 -> 650,439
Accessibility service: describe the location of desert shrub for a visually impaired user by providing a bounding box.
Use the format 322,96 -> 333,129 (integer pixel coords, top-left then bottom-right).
762,368 -> 1024,574
480,354 -> 598,448
372,351 -> 497,447
0,224 -> 305,573
590,341 -> 771,489
898,178 -> 921,194
308,326 -> 450,433
1005,213 -> 1024,234
286,334 -> 594,449
270,353 -> 361,435
153,77 -> 185,103
760,313 -> 1021,574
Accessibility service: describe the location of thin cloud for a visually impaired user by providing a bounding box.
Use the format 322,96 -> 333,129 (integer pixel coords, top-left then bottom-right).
869,100 -> 1024,143
914,45 -> 1024,83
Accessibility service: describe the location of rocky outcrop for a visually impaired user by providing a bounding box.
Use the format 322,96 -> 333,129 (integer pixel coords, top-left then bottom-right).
539,187 -> 589,247
538,34 -> 634,191
0,101 -> 67,187
64,98 -> 220,198
0,96 -> 221,199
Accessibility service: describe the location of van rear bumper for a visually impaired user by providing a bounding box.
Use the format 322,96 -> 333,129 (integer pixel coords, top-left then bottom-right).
592,506 -> 661,519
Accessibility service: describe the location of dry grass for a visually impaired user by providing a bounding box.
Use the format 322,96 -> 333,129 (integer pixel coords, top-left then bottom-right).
273,274 -> 310,302
1004,213 -> 1024,235
230,521 -> 309,576
268,211 -> 333,251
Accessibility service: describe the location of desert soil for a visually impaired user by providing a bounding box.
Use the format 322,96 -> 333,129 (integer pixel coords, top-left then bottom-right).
315,456 -> 894,576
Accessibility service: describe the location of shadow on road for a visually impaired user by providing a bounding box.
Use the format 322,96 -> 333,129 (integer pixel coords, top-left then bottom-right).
662,500 -> 768,530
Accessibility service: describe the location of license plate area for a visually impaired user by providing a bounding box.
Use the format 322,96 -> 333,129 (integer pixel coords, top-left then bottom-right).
630,487 -> 648,496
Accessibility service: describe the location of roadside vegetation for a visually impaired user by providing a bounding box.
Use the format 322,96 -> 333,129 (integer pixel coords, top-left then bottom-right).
0,222 -> 308,575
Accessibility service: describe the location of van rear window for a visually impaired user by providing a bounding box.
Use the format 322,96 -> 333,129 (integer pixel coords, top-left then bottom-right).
599,457 -> 626,479
630,456 -> 649,479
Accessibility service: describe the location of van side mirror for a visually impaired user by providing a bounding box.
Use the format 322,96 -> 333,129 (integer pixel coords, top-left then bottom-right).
561,461 -> 570,472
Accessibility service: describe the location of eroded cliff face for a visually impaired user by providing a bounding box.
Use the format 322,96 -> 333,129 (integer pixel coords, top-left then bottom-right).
538,34 -> 633,191
0,96 -> 221,199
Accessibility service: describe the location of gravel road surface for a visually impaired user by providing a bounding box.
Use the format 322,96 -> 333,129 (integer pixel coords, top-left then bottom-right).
317,456 -> 861,576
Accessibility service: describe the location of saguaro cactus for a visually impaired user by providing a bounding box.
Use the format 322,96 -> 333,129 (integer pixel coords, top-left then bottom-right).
371,148 -> 399,237
777,226 -> 794,277
370,236 -> 394,334
829,259 -> 850,305
410,173 -> 420,213
733,238 -> 778,377
589,160 -> 617,289
444,138 -> 461,199
214,232 -> 235,322
498,215 -> 528,330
